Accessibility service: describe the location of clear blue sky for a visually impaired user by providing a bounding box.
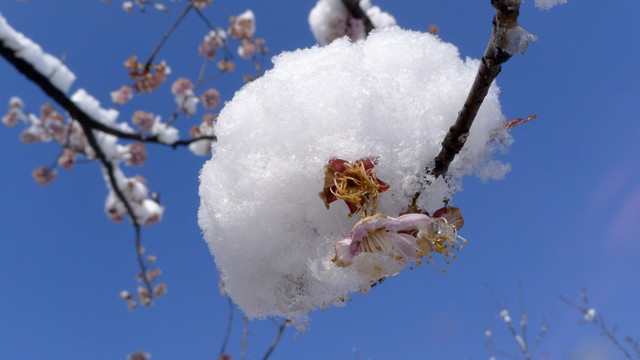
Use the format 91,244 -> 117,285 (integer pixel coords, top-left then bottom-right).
1,1 -> 639,359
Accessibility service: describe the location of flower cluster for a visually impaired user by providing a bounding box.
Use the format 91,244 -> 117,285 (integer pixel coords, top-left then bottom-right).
2,99 -> 91,184
119,248 -> 167,310
171,78 -> 199,116
105,174 -> 163,227
188,113 -> 217,156
199,29 -> 227,59
124,56 -> 170,94
228,10 -> 268,63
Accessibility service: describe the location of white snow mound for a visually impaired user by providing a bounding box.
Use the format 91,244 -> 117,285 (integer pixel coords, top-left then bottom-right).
198,27 -> 511,319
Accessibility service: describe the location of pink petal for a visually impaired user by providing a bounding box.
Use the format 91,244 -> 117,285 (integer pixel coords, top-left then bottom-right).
333,237 -> 357,267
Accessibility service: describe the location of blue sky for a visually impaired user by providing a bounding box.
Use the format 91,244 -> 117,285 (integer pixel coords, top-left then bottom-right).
1,0 -> 639,359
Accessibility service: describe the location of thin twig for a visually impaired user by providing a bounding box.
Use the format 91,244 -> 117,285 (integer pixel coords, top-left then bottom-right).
219,297 -> 234,356
262,320 -> 287,360
560,294 -> 634,360
144,2 -> 194,71
241,316 -> 249,360
518,281 -> 529,353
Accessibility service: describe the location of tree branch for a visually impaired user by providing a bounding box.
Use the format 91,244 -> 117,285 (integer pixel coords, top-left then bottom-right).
1,34 -> 155,301
341,0 -> 374,35
411,0 -> 532,209
432,0 -> 528,178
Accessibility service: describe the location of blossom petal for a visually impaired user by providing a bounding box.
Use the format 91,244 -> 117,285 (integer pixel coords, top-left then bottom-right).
388,213 -> 432,233
350,214 -> 390,242
385,232 -> 418,265
332,237 -> 357,267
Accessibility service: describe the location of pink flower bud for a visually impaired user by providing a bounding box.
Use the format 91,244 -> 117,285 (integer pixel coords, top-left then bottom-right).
200,89 -> 221,110
110,85 -> 133,105
132,111 -> 155,132
171,78 -> 194,96
32,166 -> 57,185
126,142 -> 147,167
58,149 -> 76,170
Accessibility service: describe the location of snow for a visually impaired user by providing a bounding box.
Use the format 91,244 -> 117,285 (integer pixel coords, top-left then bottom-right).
308,0 -> 396,45
504,26 -> 537,55
199,27 -> 511,319
535,0 -> 568,10
151,120 -> 180,144
0,12 -> 76,93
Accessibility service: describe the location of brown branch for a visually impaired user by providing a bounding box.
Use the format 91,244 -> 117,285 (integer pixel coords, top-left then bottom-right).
432,0 -> 526,178
341,0 -> 374,35
411,0 -> 531,208
0,35 -> 155,301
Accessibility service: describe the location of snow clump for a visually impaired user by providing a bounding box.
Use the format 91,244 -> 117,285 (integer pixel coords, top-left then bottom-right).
308,0 -> 396,45
199,27 -> 511,319
535,0 -> 568,10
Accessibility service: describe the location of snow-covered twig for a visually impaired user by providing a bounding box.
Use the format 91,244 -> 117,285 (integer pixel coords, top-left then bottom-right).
341,0 -> 374,35
485,282 -> 551,360
0,16 -> 161,303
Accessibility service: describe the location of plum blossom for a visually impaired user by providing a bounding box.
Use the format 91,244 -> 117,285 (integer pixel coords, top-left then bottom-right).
199,29 -> 227,59
171,78 -> 199,116
228,10 -> 255,40
2,111 -> 19,127
122,2 -> 133,13
32,166 -> 57,185
125,142 -> 147,167
153,283 -> 167,297
217,60 -> 235,72
105,191 -> 127,223
192,0 -> 212,10
132,110 -> 155,133
125,56 -> 170,93
319,157 -> 389,216
40,104 -> 65,143
171,77 -> 194,96
127,351 -> 150,360
57,148 -> 76,170
200,89 -> 221,110
332,207 -> 466,281
110,85 -> 133,105
2,97 -> 26,127
308,0 -> 396,45
188,113 -> 216,156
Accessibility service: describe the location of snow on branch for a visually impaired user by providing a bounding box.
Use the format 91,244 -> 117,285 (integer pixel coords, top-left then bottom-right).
0,11 -> 169,306
309,0 -> 396,45
0,12 -> 75,93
